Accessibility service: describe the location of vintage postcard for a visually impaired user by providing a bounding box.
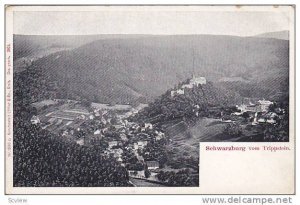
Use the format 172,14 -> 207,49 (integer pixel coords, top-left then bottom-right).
5,5 -> 295,194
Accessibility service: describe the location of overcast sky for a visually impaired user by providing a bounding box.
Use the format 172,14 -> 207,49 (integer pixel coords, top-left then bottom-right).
13,7 -> 292,36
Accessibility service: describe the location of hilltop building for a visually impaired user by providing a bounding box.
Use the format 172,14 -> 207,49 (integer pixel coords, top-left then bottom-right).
171,89 -> 185,97
181,76 -> 207,89
171,76 -> 207,97
190,76 -> 207,86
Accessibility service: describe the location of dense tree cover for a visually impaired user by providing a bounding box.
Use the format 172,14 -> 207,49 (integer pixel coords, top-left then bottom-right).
263,99 -> 289,142
156,169 -> 198,187
13,66 -> 131,187
14,65 -> 57,105
141,140 -> 169,168
223,123 -> 243,138
218,76 -> 289,102
122,149 -> 138,165
13,122 -> 129,187
166,156 -> 199,171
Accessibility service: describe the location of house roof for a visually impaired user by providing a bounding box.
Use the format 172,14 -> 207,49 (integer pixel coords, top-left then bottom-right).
146,161 -> 159,167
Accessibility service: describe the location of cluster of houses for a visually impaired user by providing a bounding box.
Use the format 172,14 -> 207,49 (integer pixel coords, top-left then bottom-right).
232,99 -> 284,125
171,76 -> 206,97
97,113 -> 164,178
236,99 -> 274,113
66,102 -> 163,176
106,120 -> 162,161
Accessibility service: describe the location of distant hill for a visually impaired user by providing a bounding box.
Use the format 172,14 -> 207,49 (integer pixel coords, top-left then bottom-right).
254,30 -> 289,40
13,34 -> 150,62
19,34 -> 289,104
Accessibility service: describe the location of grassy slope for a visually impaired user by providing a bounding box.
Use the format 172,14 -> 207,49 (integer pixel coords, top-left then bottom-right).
167,118 -> 226,159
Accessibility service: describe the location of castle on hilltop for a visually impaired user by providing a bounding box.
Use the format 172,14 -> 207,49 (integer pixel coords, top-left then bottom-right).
171,76 -> 207,97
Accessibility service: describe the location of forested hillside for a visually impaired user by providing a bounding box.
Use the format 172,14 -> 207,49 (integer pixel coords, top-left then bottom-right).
19,34 -> 289,104
13,66 -> 130,187
131,78 -> 241,125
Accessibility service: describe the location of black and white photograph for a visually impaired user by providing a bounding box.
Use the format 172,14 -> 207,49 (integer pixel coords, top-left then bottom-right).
5,5 -> 295,193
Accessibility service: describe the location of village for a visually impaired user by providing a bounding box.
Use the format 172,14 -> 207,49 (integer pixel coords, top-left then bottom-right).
221,97 -> 288,142
28,76 -> 288,186
221,98 -> 286,132
29,98 -> 169,185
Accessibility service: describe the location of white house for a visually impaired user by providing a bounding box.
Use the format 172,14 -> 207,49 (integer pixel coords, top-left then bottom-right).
133,143 -> 139,150
30,115 -> 40,124
237,104 -> 260,112
101,118 -> 107,125
95,111 -> 101,117
94,129 -> 101,135
171,89 -> 185,97
236,104 -> 247,112
258,100 -> 273,112
155,131 -> 165,140
89,114 -> 95,120
237,99 -> 273,113
177,89 -> 185,95
181,84 -> 194,89
108,141 -> 118,148
232,112 -> 243,116
128,170 -> 145,178
112,148 -> 123,157
76,139 -> 84,146
62,130 -> 69,136
146,161 -> 159,170
266,119 -> 276,124
144,123 -> 153,130
257,118 -> 266,123
138,141 -> 148,149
